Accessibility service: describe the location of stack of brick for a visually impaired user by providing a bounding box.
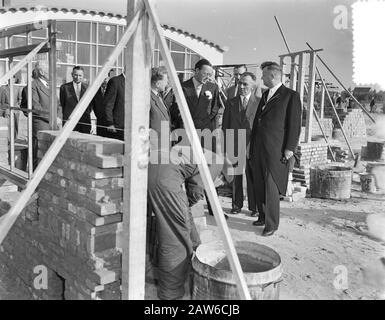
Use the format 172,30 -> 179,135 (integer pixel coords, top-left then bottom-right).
0,131 -> 125,300
0,118 -> 17,193
293,141 -> 329,187
339,109 -> 366,139
325,109 -> 366,139
311,118 -> 333,138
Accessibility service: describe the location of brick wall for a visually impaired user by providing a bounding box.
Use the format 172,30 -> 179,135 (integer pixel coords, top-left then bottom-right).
0,131 -> 125,300
312,118 -> 333,138
293,141 -> 329,187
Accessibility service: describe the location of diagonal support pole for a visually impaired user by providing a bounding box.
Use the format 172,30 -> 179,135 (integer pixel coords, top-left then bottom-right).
144,0 -> 251,300
0,10 -> 143,246
0,39 -> 48,86
306,42 -> 375,124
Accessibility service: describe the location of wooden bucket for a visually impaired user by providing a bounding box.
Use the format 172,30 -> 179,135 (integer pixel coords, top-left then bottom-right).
192,241 -> 282,300
310,165 -> 352,200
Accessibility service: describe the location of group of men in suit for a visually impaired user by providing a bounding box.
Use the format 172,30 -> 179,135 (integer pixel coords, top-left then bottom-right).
222,61 -> 302,237
147,58 -> 302,299
59,66 -> 126,141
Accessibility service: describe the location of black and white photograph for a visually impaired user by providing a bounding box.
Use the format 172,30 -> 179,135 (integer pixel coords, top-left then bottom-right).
0,0 -> 384,305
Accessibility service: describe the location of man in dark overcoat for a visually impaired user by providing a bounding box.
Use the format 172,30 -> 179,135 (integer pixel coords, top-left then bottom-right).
249,61 -> 302,236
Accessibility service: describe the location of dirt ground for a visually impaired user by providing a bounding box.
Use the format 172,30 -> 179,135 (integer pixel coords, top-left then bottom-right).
1,112 -> 385,300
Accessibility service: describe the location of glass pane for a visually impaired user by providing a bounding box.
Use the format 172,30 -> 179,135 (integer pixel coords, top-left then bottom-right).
152,51 -> 159,67
98,24 -> 116,45
57,65 -> 73,86
92,23 -> 97,43
171,52 -> 185,72
10,36 -> 26,48
57,21 -> 76,41
32,28 -> 47,38
80,66 -> 91,85
0,61 -> 5,77
159,53 -> 165,67
56,41 -> 76,64
191,54 -> 201,70
118,53 -> 124,68
90,45 -> 97,65
98,46 -> 113,65
78,22 -> 91,42
0,38 -> 5,50
32,38 -> 45,45
77,43 -> 90,65
170,41 -> 185,52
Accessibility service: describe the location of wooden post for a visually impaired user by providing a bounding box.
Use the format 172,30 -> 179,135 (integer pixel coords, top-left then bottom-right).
48,20 -> 57,130
289,55 -> 297,90
320,84 -> 325,120
0,40 -> 49,86
306,42 -> 375,123
297,53 -> 306,105
304,51 -> 316,143
7,33 -> 15,171
121,0 -> 153,300
27,31 -> 33,176
144,0 -> 251,300
279,56 -> 285,84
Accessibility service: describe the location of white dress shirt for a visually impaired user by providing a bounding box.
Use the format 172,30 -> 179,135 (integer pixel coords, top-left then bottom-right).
39,78 -> 48,88
267,82 -> 282,102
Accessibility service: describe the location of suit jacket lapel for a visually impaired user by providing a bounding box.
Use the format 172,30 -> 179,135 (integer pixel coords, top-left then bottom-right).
80,83 -> 87,100
245,94 -> 257,123
38,79 -> 50,97
185,78 -> 198,106
151,92 -> 169,119
260,85 -> 285,116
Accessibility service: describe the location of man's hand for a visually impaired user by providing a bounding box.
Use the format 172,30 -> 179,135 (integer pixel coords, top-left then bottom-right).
284,149 -> 294,160
107,125 -> 117,133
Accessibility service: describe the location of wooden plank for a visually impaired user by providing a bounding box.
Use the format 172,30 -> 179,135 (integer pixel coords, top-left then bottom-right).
306,42 -> 375,123
0,11 -> 142,246
48,20 -> 58,130
144,0 -> 251,300
0,165 -> 28,188
320,85 -> 325,120
0,43 -> 50,59
0,40 -> 49,86
289,55 -> 297,90
0,22 -> 46,39
278,48 -> 323,58
297,53 -> 306,105
304,52 -> 316,143
121,0 -> 153,301
27,32 -> 33,177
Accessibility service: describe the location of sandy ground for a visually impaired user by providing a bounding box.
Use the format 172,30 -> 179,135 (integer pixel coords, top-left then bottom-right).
1,112 -> 385,300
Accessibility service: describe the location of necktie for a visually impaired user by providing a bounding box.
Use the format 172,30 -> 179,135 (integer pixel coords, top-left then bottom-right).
77,84 -> 81,100
262,90 -> 269,111
242,96 -> 248,109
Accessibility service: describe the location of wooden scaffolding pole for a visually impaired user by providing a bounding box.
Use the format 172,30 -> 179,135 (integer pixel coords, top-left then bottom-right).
0,11 -> 142,245
121,0 -> 154,300
144,0 -> 251,300
304,51 -> 317,143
